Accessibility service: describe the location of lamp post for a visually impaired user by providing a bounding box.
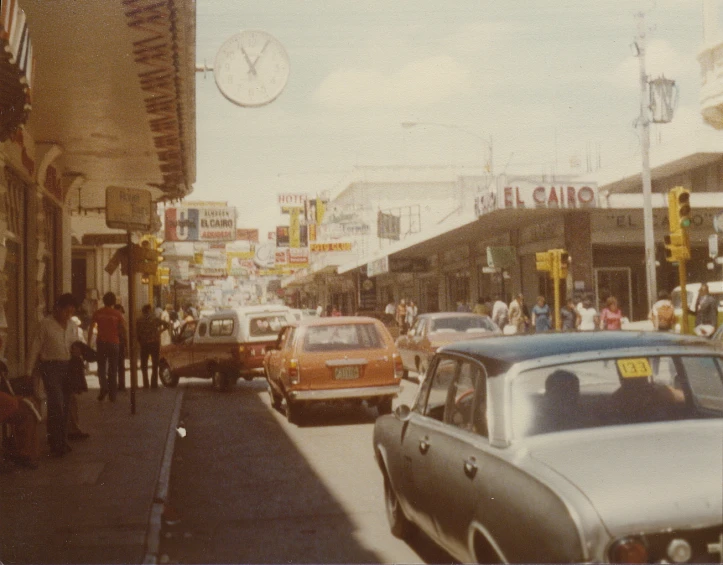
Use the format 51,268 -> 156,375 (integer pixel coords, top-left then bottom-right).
401,121 -> 493,175
634,12 -> 678,311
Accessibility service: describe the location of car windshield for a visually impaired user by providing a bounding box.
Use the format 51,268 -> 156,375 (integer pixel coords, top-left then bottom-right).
249,314 -> 288,337
303,324 -> 382,352
511,355 -> 723,438
430,316 -> 496,333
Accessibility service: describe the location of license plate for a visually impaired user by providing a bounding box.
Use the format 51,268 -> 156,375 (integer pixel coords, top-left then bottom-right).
334,366 -> 359,380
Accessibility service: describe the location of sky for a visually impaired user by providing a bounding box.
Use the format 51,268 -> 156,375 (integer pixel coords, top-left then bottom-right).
192,1 -> 709,237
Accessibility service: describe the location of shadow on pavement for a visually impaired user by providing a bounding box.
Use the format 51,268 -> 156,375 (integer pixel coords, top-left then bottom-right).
160,379 -> 387,563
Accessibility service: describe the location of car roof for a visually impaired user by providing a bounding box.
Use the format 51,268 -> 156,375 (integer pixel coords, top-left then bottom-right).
440,331 -> 715,365
299,316 -> 381,327
213,305 -> 290,316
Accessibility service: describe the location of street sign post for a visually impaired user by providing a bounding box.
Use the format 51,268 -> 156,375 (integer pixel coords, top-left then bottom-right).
105,186 -> 153,415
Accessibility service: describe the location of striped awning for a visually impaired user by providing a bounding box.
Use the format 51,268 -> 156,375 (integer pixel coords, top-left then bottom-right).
0,0 -> 34,141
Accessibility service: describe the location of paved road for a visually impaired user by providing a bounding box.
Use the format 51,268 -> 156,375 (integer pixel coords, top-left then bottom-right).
159,376 -> 452,564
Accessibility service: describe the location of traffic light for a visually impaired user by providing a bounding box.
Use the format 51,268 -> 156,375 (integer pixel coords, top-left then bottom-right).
664,231 -> 690,262
133,241 -> 159,276
554,250 -> 569,279
668,186 -> 691,231
536,251 -> 553,274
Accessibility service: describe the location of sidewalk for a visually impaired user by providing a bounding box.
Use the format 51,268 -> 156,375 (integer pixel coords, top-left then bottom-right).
0,376 -> 183,565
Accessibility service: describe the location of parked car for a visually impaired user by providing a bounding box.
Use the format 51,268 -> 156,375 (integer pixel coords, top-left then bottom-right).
264,316 -> 404,424
374,331 -> 723,564
159,305 -> 296,390
395,312 -> 499,380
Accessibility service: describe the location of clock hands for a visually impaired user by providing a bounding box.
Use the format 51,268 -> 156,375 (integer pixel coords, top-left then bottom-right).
250,40 -> 271,72
240,46 -> 257,76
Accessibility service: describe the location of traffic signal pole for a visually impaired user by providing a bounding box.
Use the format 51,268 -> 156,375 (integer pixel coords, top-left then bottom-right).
679,258 -> 689,334
127,231 -> 138,415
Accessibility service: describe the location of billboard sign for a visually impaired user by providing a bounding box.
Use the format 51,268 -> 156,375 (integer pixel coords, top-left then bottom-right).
165,207 -> 236,241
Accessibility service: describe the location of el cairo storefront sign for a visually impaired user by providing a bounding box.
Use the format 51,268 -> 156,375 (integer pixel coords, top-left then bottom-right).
475,181 -> 598,216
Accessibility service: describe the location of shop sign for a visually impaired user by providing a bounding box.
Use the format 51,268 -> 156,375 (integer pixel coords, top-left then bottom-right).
275,249 -> 288,265
236,228 -> 259,242
359,274 -> 377,310
310,242 -> 352,252
592,209 -> 716,233
288,247 -> 309,265
367,256 -> 389,277
377,211 -> 401,240
165,206 -> 236,241
389,257 -> 428,273
106,186 -> 152,231
486,246 -> 517,269
278,193 -> 307,212
254,242 -> 276,268
502,182 -> 596,210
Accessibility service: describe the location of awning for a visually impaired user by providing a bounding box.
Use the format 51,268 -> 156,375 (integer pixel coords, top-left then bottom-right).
0,0 -> 33,141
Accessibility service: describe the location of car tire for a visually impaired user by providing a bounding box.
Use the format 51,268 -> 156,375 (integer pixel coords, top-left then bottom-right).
268,386 -> 282,411
286,398 -> 304,425
377,397 -> 393,416
384,473 -> 413,539
213,370 -> 232,392
159,363 -> 179,388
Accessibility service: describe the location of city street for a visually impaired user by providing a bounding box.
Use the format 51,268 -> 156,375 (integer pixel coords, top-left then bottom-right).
158,376 -> 451,564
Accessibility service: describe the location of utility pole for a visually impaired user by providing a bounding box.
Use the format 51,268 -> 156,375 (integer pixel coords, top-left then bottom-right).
636,11 -> 658,313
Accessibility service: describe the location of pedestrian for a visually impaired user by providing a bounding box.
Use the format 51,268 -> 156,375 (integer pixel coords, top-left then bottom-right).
560,298 -> 581,331
26,293 -> 78,457
507,293 -> 528,334
531,296 -> 552,333
405,300 -> 418,332
136,304 -> 169,389
315,304 -> 323,317
599,296 -> 624,330
114,303 -> 127,392
648,290 -> 675,332
491,296 -> 509,330
89,292 -> 127,402
694,283 -> 717,336
395,299 -> 407,331
577,296 -> 600,331
160,304 -> 174,346
384,300 -> 396,316
331,305 -> 342,317
66,316 -> 91,441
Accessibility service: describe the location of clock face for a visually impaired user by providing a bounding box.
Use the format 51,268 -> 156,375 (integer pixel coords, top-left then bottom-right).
213,30 -> 290,108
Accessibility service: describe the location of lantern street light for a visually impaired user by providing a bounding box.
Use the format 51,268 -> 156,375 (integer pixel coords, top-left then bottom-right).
401,121 -> 494,175
634,11 -> 678,311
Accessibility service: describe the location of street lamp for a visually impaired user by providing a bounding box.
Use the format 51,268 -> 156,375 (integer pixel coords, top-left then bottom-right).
401,121 -> 494,175
634,12 -> 678,311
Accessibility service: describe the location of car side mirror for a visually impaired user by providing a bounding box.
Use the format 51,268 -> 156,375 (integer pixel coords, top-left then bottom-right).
394,404 -> 412,422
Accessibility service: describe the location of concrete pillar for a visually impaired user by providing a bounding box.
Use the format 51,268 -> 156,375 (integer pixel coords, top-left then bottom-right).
565,212 -> 594,298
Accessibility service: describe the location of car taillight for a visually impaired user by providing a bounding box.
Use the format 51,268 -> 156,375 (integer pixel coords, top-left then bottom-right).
289,358 -> 299,384
393,352 -> 403,379
609,537 -> 648,563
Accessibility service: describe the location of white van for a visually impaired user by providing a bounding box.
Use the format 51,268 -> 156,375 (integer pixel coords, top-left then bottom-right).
671,282 -> 723,333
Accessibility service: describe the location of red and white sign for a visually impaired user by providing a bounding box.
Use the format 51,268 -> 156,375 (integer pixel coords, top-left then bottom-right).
475,181 -> 598,217
288,247 -> 309,265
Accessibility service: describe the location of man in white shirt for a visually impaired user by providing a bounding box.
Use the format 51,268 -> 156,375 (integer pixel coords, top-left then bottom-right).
384,301 -> 395,315
492,296 -> 509,330
26,293 -> 78,457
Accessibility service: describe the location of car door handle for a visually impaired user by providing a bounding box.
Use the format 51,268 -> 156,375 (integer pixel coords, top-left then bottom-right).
419,436 -> 430,454
463,457 -> 478,478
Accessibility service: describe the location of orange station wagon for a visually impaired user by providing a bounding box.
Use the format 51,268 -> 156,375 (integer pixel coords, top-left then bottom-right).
264,316 -> 404,424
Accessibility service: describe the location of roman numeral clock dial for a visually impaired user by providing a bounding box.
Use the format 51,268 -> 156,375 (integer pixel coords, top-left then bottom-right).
213,30 -> 290,107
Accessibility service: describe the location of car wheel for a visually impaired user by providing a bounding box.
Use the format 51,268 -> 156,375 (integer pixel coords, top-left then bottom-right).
213,370 -> 232,392
159,363 -> 179,387
377,396 -> 393,416
384,473 -> 413,539
286,398 -> 304,425
268,385 -> 282,411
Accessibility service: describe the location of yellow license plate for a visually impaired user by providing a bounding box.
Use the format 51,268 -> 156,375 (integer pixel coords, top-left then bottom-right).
334,366 -> 359,380
617,358 -> 652,379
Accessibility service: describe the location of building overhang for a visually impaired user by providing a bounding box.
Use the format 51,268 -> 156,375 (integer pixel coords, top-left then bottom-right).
20,0 -> 196,211
0,0 -> 33,141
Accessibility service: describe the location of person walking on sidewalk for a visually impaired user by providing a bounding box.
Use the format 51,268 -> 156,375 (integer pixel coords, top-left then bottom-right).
89,292 -> 127,402
26,293 -> 78,457
136,304 -> 169,389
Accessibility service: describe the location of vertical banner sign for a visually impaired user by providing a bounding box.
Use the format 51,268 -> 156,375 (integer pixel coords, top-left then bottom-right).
317,199 -> 326,224
290,208 -> 301,248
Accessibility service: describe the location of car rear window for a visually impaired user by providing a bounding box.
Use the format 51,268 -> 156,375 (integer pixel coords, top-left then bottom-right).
511,355 -> 723,438
210,318 -> 234,337
249,314 -> 288,337
303,323 -> 383,352
430,316 -> 496,333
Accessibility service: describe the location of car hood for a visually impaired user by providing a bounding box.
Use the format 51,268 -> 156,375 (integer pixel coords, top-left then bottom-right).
527,420 -> 723,536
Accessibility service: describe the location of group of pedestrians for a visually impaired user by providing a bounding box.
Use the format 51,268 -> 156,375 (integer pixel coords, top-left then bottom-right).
1,292 -> 183,471
384,299 -> 418,334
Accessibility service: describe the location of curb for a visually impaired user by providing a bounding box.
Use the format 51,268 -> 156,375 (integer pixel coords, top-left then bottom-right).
143,387 -> 185,564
